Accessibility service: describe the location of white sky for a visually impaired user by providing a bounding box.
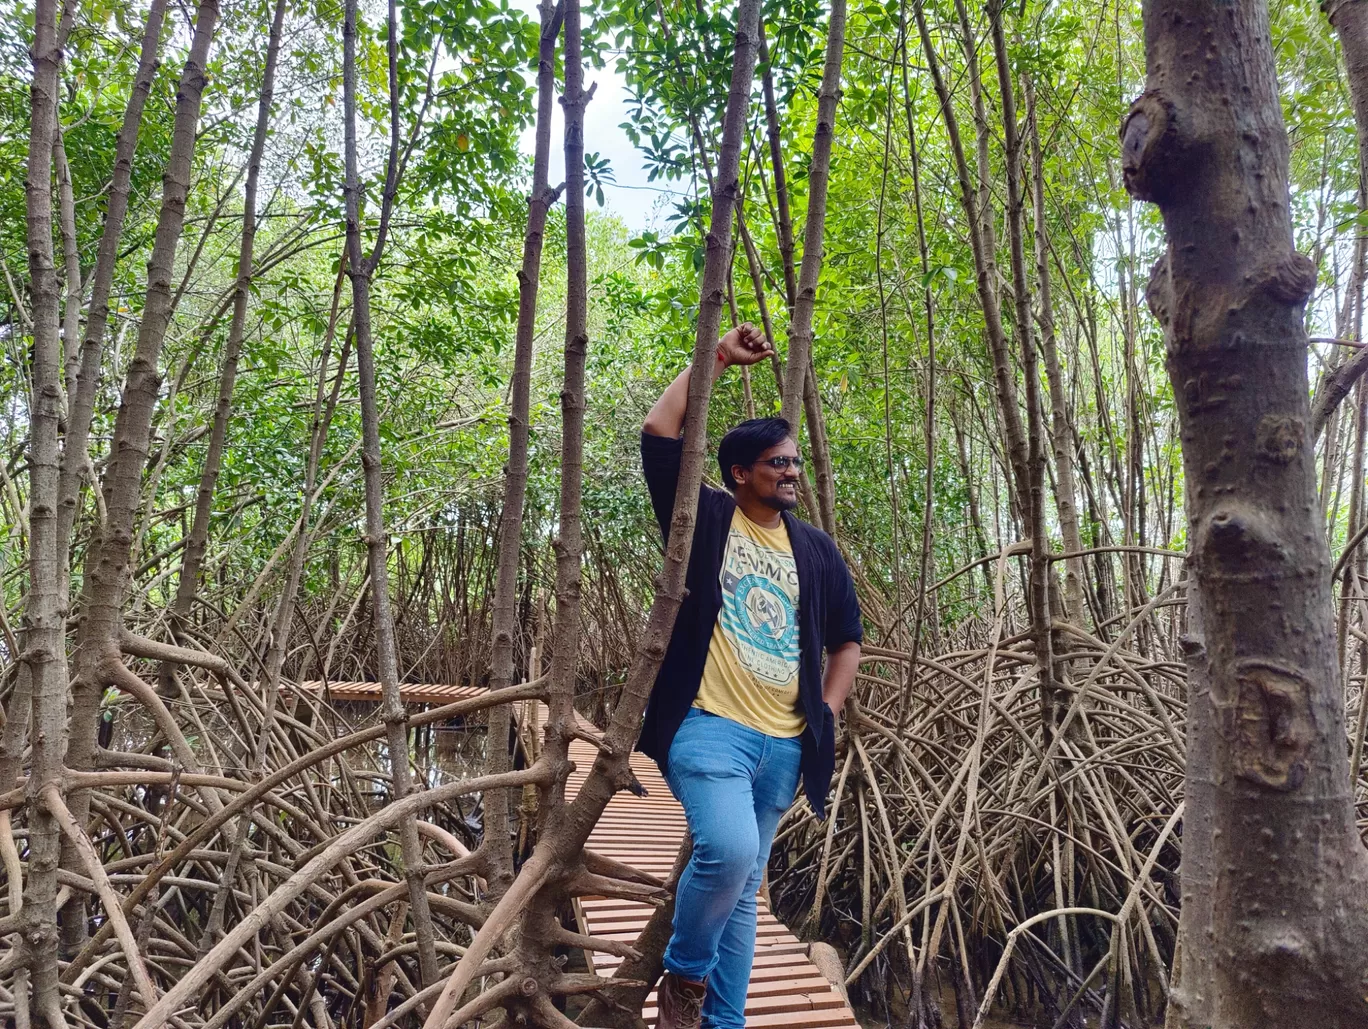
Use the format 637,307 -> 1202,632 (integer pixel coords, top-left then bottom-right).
511,2 -> 679,232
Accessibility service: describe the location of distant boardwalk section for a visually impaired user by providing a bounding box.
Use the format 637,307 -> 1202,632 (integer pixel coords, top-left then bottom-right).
294,680 -> 486,705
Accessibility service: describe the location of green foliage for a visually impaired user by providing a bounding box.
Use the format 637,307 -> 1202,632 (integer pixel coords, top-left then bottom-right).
0,0 -> 1361,666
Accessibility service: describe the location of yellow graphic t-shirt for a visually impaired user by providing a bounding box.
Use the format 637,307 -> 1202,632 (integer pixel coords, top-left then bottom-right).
694,508 -> 805,737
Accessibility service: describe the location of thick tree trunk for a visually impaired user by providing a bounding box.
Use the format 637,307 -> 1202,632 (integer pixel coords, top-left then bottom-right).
482,0 -> 563,904
20,0 -> 73,1021
342,0 -> 439,988
1124,3 -> 1368,1025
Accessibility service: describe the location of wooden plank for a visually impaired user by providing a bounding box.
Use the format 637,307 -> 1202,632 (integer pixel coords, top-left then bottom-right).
564,716 -> 859,1029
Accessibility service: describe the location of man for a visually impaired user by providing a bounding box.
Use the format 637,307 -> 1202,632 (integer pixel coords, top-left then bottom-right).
638,323 -> 863,1029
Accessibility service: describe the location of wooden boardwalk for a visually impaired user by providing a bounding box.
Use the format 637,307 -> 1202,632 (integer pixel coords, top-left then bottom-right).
293,680 -> 487,706
295,682 -> 859,1028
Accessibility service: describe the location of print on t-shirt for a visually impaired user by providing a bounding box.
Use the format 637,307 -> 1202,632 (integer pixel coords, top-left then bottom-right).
719,524 -> 800,695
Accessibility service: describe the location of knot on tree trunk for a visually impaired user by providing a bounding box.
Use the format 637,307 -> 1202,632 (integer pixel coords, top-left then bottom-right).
1121,92 -> 1181,204
1254,413 -> 1304,466
1196,503 -> 1287,576
1212,659 -> 1314,792
1145,254 -> 1173,328
1257,250 -> 1317,306
1323,0 -> 1357,26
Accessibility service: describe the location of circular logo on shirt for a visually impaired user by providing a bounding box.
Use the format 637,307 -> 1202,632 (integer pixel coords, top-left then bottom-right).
732,573 -> 797,659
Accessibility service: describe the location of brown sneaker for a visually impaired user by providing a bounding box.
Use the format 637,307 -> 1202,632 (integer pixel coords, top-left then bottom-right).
656,971 -> 707,1029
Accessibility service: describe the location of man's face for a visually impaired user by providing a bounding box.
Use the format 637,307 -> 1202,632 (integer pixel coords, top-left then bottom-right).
733,438 -> 801,511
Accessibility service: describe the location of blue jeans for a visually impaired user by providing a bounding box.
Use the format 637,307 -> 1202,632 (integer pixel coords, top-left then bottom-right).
663,708 -> 803,1029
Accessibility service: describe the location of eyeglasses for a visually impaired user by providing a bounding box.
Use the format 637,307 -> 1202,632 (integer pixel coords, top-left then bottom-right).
753,456 -> 804,471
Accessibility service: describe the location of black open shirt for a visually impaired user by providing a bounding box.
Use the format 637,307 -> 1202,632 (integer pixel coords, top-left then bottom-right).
636,431 -> 864,819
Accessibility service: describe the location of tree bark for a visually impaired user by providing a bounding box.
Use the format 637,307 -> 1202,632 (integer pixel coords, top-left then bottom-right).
542,0 -> 589,808
56,0 -> 168,563
53,129 -> 79,399
778,0 -> 846,435
161,0 -> 287,696
63,0 -> 219,956
481,0 -> 563,904
1124,3 -> 1368,1025
342,0 -> 439,988
1025,72 -> 1086,628
19,0 -> 73,1019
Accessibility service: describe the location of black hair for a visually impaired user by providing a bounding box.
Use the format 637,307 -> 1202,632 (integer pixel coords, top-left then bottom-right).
717,418 -> 794,491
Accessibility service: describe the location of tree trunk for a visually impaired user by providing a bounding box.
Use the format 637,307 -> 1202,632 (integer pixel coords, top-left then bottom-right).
778,0 -> 845,434
1124,3 -> 1368,1025
160,0 -> 286,696
758,23 -> 798,315
513,0 -> 592,982
916,0 -> 1030,521
481,0 -> 564,904
201,285 -> 353,954
63,0 -> 219,955
419,2 -> 763,1021
342,0 -> 439,988
988,4 -> 1056,740
56,0 -> 168,563
1310,3 -> 1368,437
802,356 -> 839,534
176,0 -> 290,952
53,130 -> 80,400
542,0 -> 589,804
1025,72 -> 1086,627
755,18 -> 838,534
19,0 -> 72,1020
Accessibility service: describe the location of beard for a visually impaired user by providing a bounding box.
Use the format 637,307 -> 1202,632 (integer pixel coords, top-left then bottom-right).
761,484 -> 800,511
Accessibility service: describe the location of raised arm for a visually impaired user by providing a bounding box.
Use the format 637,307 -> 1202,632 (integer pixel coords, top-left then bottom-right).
642,322 -> 772,438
